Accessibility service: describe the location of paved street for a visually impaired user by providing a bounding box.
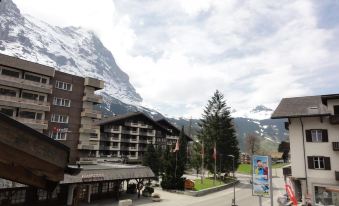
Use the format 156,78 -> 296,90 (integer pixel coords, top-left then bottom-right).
82,169 -> 286,206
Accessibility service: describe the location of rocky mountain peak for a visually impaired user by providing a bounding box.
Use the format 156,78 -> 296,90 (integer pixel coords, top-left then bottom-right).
0,0 -> 142,105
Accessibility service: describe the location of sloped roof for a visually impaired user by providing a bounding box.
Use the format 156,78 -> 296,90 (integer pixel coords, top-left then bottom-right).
271,95 -> 330,119
62,164 -> 154,183
95,112 -> 170,133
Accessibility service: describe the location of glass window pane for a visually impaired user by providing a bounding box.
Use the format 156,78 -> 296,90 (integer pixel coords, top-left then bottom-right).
0,108 -> 14,117
2,69 -> 20,78
19,111 -> 36,119
0,88 -> 17,97
24,74 -> 41,83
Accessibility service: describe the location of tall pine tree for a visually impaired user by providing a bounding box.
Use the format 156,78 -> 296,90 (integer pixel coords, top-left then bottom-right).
198,90 -> 240,174
142,144 -> 160,178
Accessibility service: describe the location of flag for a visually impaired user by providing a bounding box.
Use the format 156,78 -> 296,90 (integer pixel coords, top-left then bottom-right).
212,144 -> 217,160
174,139 -> 179,152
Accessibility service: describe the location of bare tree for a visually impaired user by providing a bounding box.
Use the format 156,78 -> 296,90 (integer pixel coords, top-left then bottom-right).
245,134 -> 260,155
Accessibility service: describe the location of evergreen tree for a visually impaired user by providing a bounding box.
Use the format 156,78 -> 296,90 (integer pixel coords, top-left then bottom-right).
161,126 -> 188,190
142,144 -> 160,178
198,90 -> 240,174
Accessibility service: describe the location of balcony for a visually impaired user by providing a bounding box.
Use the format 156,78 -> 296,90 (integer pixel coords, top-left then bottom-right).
336,171 -> 339,181
84,77 -> 104,90
0,74 -> 53,94
78,157 -> 97,165
100,145 -> 119,151
139,131 -> 155,137
0,95 -> 50,111
129,147 -> 138,151
101,135 -> 120,142
15,117 -> 48,131
333,142 -> 339,151
329,115 -> 339,124
139,139 -> 147,144
78,144 -> 99,151
83,93 -> 103,104
81,109 -> 102,119
79,124 -> 100,134
122,130 -> 139,135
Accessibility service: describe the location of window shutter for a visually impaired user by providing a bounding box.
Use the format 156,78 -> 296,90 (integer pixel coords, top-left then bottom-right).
307,156 -> 314,169
322,130 -> 328,142
305,130 -> 312,142
324,157 -> 331,170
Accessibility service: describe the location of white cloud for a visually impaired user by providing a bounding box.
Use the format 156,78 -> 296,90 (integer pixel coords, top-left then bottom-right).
13,0 -> 339,119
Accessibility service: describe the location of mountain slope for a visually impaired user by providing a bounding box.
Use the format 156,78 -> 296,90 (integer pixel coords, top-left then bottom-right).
0,0 -> 141,105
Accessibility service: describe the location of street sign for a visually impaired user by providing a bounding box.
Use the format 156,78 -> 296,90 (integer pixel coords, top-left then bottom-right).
252,155 -> 271,198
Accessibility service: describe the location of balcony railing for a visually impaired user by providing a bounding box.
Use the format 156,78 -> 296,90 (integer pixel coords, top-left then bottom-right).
0,95 -> 50,111
83,93 -> 103,104
81,109 -> 102,119
15,117 -> 48,130
84,77 -> 104,90
333,142 -> 339,151
0,74 -> 53,93
329,115 -> 339,124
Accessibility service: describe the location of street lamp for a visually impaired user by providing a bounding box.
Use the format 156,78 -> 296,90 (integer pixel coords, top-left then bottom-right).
227,154 -> 237,206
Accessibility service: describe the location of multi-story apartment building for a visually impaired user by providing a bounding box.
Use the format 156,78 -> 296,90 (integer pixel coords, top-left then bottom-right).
0,54 -> 54,133
0,54 -> 104,165
156,118 -> 192,145
272,94 -> 339,205
96,112 -> 170,163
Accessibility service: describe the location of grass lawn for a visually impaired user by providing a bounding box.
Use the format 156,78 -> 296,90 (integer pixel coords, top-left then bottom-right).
237,164 -> 251,174
194,178 -> 232,191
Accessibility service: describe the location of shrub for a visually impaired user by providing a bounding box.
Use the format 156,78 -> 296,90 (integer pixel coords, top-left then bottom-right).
161,177 -> 186,190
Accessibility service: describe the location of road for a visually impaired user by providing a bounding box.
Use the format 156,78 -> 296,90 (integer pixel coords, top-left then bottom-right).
82,172 -> 286,206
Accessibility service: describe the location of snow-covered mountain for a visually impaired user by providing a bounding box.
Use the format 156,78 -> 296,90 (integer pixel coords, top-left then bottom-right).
0,0 -> 142,105
233,105 -> 274,120
0,0 -> 287,152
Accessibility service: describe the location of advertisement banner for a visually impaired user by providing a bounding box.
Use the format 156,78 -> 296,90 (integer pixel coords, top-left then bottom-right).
252,155 -> 271,198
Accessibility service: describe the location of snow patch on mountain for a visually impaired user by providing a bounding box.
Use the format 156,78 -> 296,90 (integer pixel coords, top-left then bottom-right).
233,105 -> 273,120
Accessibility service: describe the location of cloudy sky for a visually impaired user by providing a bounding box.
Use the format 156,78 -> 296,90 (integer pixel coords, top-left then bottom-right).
14,0 -> 339,118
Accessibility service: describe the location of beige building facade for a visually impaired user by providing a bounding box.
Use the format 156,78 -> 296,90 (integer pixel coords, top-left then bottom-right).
272,95 -> 339,205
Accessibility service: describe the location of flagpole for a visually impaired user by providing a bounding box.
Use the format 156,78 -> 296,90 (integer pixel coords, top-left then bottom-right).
214,142 -> 216,186
201,140 -> 204,184
175,151 -> 177,178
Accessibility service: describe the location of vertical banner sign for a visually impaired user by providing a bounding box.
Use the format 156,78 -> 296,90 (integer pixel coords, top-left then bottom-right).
252,155 -> 271,198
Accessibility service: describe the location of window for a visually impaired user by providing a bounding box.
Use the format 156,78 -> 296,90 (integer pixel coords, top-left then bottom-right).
50,131 -> 67,140
55,80 -> 72,91
313,157 -> 325,169
308,156 -> 331,170
53,97 -> 71,107
37,189 -> 48,201
305,129 -> 328,142
0,87 -> 17,97
19,111 -> 43,120
21,91 -> 45,102
0,107 -> 14,117
24,73 -> 41,83
314,186 -> 335,205
311,130 -> 322,142
334,105 -> 339,115
1,68 -> 20,78
51,114 -> 69,123
23,73 -> 49,84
